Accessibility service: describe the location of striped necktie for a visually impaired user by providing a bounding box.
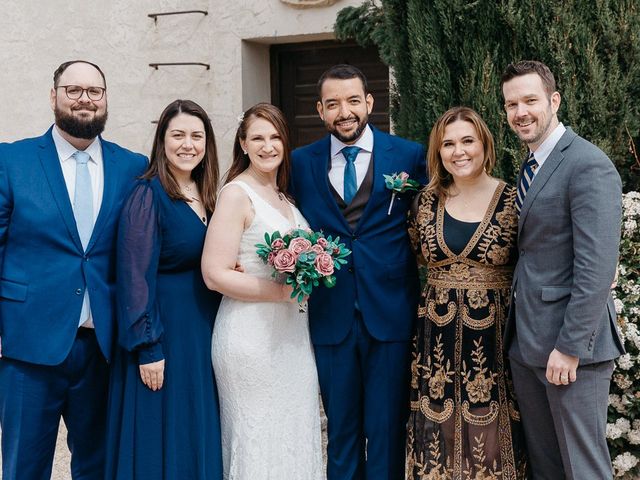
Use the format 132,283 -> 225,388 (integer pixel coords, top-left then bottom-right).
515,151 -> 538,214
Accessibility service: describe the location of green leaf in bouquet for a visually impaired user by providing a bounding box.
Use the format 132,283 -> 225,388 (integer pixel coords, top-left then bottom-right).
298,251 -> 317,264
323,275 -> 337,288
301,282 -> 313,295
291,286 -> 301,300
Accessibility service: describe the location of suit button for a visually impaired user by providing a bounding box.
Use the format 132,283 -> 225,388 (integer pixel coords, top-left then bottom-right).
75,288 -> 83,295
348,267 -> 354,273
520,250 -> 525,256
352,236 -> 358,241
84,256 -> 89,261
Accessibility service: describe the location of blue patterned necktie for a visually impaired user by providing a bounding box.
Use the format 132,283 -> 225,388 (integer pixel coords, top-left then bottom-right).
341,146 -> 361,204
515,151 -> 538,215
73,150 -> 94,249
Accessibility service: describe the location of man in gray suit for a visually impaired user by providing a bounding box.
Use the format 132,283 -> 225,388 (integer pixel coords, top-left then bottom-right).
501,60 -> 624,479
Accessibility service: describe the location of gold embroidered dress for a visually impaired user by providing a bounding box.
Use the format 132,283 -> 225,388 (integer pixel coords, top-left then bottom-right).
405,182 -> 528,480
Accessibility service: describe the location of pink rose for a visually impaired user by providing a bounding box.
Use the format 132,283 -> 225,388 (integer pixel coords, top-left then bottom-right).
311,244 -> 325,254
399,171 -> 410,182
271,238 -> 285,250
289,237 -> 312,255
317,237 -> 328,249
314,253 -> 334,276
273,249 -> 297,273
267,251 -> 276,265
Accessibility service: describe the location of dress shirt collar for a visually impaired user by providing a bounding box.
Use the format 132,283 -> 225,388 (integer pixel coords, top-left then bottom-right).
52,125 -> 101,164
531,122 -> 565,169
330,124 -> 374,158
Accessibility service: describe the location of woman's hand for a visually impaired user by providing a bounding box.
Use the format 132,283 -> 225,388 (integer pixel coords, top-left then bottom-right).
280,284 -> 309,305
139,359 -> 165,391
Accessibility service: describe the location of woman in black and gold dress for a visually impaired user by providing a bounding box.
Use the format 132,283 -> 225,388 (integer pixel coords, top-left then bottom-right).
406,107 -> 529,479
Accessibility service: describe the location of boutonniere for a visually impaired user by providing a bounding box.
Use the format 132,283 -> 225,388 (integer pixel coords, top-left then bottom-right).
383,171 -> 420,215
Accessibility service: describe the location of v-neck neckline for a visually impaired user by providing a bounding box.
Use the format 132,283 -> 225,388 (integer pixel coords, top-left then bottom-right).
182,199 -> 208,227
437,181 -> 506,259
232,180 -> 297,227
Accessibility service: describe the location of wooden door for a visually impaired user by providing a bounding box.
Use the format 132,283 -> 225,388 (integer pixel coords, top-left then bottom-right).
271,40 -> 389,148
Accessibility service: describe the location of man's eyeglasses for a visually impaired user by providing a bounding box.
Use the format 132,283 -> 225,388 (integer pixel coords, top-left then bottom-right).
56,85 -> 106,101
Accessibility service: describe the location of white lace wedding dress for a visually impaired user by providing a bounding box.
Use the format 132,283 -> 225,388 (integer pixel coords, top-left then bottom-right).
212,181 -> 324,480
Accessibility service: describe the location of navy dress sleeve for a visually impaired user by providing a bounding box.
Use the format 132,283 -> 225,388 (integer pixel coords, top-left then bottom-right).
116,180 -> 164,365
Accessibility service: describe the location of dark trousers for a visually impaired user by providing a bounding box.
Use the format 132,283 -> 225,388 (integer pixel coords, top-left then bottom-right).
0,329 -> 108,480
314,313 -> 411,480
510,356 -> 614,480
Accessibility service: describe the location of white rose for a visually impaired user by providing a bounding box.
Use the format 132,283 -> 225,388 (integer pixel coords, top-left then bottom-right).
614,298 -> 625,314
628,429 -> 640,445
616,417 -> 632,434
607,422 -> 623,440
612,452 -> 639,475
617,353 -> 634,370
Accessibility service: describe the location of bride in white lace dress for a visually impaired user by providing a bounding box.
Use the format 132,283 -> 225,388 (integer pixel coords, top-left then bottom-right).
202,104 -> 324,480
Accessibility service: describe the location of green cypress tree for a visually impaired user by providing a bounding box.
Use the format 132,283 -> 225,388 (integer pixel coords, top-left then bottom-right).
335,0 -> 640,190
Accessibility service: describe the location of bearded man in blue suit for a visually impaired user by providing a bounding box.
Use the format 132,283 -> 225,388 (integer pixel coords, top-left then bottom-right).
291,64 -> 427,480
0,60 -> 147,479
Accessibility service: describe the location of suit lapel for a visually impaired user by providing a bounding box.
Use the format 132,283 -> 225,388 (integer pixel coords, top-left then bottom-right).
87,138 -> 117,251
518,128 -> 577,230
38,130 -> 84,251
309,135 -> 351,232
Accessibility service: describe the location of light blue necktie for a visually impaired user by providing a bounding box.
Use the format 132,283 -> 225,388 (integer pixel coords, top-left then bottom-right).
341,146 -> 361,204
515,151 -> 539,215
73,151 -> 93,326
73,151 -> 94,249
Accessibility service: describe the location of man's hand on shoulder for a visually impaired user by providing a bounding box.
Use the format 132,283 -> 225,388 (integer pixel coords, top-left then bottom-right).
546,348 -> 579,386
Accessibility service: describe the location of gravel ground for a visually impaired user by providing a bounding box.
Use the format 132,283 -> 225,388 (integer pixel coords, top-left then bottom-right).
1,409 -> 327,479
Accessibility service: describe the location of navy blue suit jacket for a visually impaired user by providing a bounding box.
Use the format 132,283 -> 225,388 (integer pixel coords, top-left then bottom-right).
291,127 -> 427,345
0,127 -> 147,365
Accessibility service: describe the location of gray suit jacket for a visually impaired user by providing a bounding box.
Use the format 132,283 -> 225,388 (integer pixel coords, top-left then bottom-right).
504,127 -> 625,367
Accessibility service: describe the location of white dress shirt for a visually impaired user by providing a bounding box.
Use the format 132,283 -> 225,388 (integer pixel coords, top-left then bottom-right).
531,122 -> 566,179
52,125 -> 104,327
328,124 -> 374,200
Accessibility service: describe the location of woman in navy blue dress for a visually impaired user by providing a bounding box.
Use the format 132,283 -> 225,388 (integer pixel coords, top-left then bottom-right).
106,99 -> 222,479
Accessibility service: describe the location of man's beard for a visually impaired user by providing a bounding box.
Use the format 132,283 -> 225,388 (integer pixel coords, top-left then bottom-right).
55,107 -> 108,140
326,114 -> 368,143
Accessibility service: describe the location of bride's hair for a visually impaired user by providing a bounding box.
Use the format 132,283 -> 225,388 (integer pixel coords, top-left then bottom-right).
226,103 -> 293,202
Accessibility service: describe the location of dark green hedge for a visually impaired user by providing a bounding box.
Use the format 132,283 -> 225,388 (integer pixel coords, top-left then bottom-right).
336,0 -> 640,191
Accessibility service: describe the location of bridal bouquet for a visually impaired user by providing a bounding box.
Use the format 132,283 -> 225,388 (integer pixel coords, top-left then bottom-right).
255,228 -> 351,306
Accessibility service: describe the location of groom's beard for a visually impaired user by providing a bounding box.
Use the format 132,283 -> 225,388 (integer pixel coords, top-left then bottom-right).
55,106 -> 108,140
325,113 -> 368,144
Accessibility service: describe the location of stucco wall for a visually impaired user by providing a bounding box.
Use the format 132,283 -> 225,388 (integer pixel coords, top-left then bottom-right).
0,0 -> 364,170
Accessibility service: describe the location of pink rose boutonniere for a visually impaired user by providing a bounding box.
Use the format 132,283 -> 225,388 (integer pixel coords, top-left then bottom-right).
383,171 -> 420,215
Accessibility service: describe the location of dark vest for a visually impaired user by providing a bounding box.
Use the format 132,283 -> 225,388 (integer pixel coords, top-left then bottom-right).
329,154 -> 374,231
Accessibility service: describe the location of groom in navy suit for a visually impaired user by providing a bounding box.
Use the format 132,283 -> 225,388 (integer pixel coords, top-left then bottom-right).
291,64 -> 427,479
0,60 -> 146,479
